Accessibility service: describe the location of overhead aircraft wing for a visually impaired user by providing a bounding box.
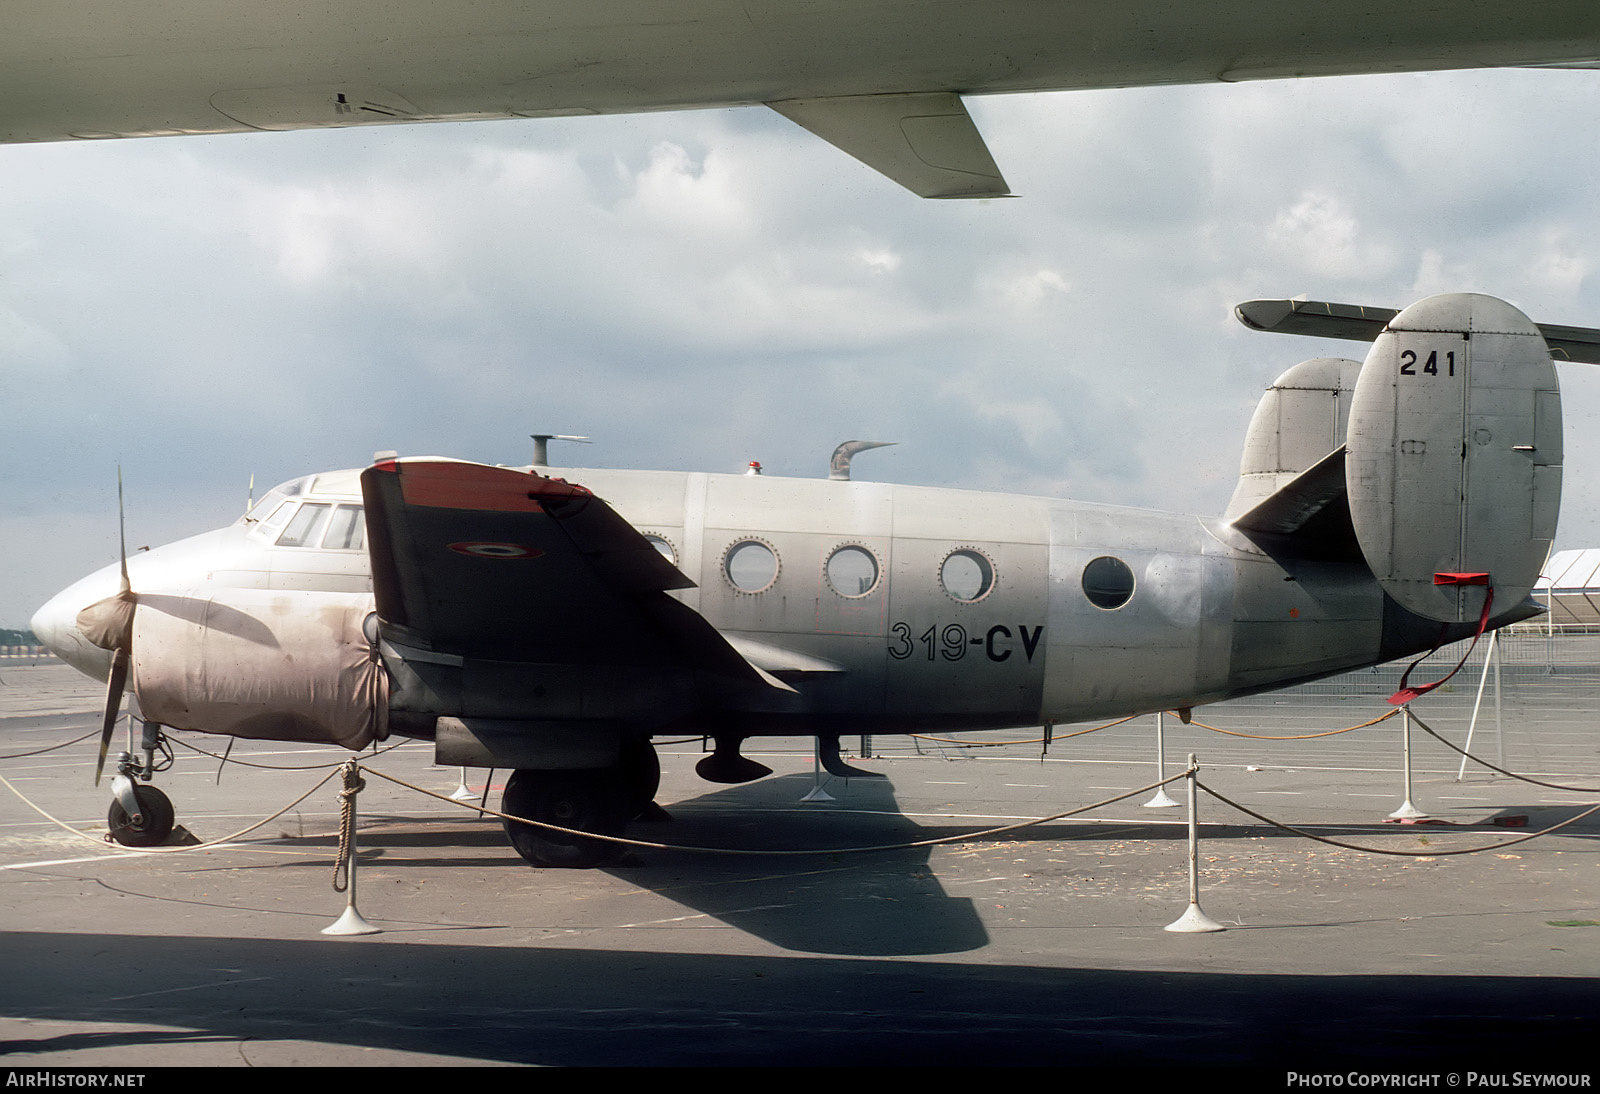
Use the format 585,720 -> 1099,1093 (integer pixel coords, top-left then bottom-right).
361,458 -> 786,689
9,6 -> 1600,197
1236,298 -> 1600,364
767,93 -> 1009,199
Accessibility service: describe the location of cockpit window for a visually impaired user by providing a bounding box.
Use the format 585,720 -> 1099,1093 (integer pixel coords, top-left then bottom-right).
257,500 -> 296,536
276,503 -> 331,548
322,505 -> 365,550
245,488 -> 287,523
270,502 -> 365,550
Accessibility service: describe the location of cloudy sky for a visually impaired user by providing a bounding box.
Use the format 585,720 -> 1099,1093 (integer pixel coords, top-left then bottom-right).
3,68 -> 1599,625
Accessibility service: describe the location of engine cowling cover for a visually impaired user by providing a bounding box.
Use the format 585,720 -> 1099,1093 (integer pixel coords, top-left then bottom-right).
132,588 -> 388,749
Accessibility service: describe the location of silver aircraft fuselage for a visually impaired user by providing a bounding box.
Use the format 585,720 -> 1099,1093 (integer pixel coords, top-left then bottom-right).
31,293 -> 1564,865
33,463 -> 1423,738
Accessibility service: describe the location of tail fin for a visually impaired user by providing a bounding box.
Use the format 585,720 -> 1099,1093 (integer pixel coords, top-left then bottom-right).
1225,356 -> 1361,523
1346,293 -> 1561,623
1226,357 -> 1362,562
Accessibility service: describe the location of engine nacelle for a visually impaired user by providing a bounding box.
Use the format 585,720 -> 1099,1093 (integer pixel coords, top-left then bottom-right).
132,588 -> 387,749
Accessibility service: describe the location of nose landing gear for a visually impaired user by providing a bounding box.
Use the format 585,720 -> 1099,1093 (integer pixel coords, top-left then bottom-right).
106,719 -> 177,848
108,782 -> 175,847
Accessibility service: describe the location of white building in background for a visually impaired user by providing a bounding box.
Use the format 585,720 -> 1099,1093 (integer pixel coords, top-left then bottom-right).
1535,550 -> 1600,628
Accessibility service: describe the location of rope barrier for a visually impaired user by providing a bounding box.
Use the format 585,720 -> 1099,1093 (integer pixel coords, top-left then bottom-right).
0,728 -> 101,760
1404,707 -> 1600,794
906,707 -> 1402,749
4,712 -> 1593,871
0,767 -> 341,854
1188,708 -> 1401,739
908,715 -> 1139,747
359,763 -> 1192,857
169,732 -> 414,771
1195,778 -> 1600,857
331,760 -> 365,892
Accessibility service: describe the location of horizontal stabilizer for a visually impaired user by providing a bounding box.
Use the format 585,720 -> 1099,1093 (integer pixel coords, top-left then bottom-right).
1236,297 -> 1600,365
1232,446 -> 1348,536
767,92 -> 1009,199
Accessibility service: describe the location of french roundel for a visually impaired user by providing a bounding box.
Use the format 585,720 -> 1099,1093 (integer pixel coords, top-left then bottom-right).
447,541 -> 543,559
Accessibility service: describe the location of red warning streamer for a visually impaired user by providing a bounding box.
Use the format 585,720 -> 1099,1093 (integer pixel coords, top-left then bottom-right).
1388,576 -> 1494,705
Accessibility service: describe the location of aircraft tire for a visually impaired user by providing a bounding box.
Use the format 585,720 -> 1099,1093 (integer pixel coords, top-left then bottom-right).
107,785 -> 176,847
502,768 -> 627,868
621,738 -> 661,815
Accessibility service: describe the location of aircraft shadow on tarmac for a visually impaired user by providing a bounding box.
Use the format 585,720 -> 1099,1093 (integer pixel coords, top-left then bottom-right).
261,769 -> 999,957
2,930 -> 1597,1067
239,756 -> 1600,960
603,771 -> 992,957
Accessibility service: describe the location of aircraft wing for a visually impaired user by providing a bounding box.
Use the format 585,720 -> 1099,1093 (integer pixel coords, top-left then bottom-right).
8,5 -> 1600,197
1236,298 -> 1600,365
360,458 -> 781,688
768,93 -> 1009,199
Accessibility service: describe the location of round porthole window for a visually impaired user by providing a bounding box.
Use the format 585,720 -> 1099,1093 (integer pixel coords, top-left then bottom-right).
826,545 -> 880,597
725,539 -> 779,593
940,549 -> 995,603
643,533 -> 677,566
1082,556 -> 1135,609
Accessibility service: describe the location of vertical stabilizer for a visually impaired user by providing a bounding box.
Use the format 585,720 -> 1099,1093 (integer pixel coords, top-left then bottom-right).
1345,294 -> 1561,623
1226,356 -> 1362,522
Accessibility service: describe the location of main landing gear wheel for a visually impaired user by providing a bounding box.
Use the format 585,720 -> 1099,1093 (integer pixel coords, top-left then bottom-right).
502,768 -> 628,868
621,739 -> 666,821
107,784 -> 175,847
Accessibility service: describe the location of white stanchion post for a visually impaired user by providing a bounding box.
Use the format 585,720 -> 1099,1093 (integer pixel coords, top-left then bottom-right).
1165,753 -> 1224,933
450,766 -> 474,800
800,738 -> 835,803
1389,706 -> 1426,819
323,761 -> 380,937
1494,637 -> 1505,773
1459,630 -> 1498,781
1144,710 -> 1179,809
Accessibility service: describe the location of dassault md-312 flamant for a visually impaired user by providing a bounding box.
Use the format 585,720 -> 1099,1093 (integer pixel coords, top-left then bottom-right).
31,292 -> 1594,866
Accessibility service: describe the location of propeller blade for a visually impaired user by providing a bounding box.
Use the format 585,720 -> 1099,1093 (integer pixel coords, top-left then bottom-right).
90,466 -> 137,788
78,466 -> 138,651
94,647 -> 129,787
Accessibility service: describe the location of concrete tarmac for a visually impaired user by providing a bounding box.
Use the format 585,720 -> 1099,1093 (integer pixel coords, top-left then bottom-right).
1,661 -> 1597,1069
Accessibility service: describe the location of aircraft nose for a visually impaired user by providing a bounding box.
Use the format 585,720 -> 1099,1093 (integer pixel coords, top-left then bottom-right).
31,577 -> 114,682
